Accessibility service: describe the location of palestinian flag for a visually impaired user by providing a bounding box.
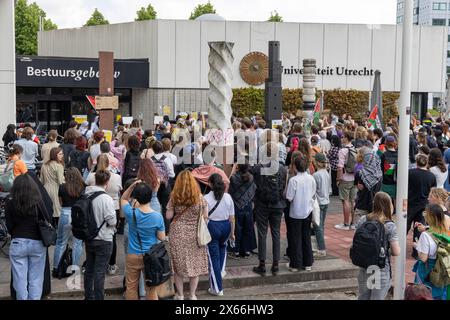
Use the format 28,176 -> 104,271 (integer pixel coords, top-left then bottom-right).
86,95 -> 96,108
313,98 -> 321,125
368,104 -> 381,129
384,162 -> 395,176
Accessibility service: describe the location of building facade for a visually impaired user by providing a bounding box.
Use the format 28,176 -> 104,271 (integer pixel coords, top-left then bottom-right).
28,19 -> 447,130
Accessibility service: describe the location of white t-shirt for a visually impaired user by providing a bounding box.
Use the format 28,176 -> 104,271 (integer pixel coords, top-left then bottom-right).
204,192 -> 235,221
86,170 -> 123,210
90,144 -> 102,164
429,166 -> 448,189
286,172 -> 317,219
162,151 -> 178,166
416,232 -> 438,259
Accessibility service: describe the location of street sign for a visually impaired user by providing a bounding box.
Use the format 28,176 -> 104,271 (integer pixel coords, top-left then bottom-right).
95,95 -> 119,110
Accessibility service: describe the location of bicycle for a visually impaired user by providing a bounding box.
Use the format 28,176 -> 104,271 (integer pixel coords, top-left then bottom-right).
0,192 -> 10,258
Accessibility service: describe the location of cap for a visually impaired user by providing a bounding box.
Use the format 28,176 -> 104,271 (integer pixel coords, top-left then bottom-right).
314,153 -> 327,163
386,135 -> 397,143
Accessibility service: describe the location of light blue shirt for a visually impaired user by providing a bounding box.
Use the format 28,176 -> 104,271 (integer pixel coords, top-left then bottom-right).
15,139 -> 38,169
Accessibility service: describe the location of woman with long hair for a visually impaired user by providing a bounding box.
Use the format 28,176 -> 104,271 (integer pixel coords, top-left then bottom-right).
166,170 -> 209,300
53,168 -> 86,276
428,148 -> 448,189
6,174 -> 52,299
40,130 -> 59,164
416,188 -> 450,235
40,147 -> 65,225
122,135 -> 141,186
88,131 -> 105,169
229,163 -> 257,258
204,174 -> 235,296
111,131 -> 129,174
413,203 -> 450,300
60,128 -> 79,168
380,135 -> 398,202
2,123 -> 17,147
85,154 -> 122,275
120,181 -> 165,300
68,136 -> 90,179
355,192 -> 400,300
327,135 -> 341,196
137,158 -> 161,213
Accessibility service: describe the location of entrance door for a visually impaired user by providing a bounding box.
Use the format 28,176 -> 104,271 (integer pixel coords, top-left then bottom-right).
36,101 -> 71,136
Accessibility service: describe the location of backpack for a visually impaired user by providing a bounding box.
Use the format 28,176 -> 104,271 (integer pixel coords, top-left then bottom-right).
0,161 -> 16,192
344,146 -> 357,174
132,208 -> 172,286
350,220 -> 389,269
151,155 -> 170,185
429,233 -> 450,288
71,191 -> 106,241
124,152 -> 141,180
68,150 -> 84,173
258,170 -> 281,205
54,245 -> 73,279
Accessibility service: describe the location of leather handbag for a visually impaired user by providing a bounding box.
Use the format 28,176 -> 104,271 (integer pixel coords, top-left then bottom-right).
197,199 -> 212,247
36,204 -> 56,247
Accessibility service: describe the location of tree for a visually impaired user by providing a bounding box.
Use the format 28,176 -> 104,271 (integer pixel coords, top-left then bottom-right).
84,8 -> 109,26
189,1 -> 216,20
136,3 -> 157,21
15,0 -> 58,55
268,11 -> 283,22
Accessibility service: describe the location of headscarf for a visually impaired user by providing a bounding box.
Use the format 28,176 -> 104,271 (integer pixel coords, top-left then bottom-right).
359,150 -> 383,190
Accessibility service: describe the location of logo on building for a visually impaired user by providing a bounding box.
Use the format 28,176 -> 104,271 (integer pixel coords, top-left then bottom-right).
239,52 -> 269,86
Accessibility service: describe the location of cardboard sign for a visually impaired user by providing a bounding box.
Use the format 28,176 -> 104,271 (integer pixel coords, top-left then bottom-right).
73,115 -> 87,124
272,119 -> 282,129
116,114 -> 122,122
163,105 -> 171,116
154,116 -> 164,125
94,96 -> 119,110
102,130 -> 112,143
122,117 -> 133,125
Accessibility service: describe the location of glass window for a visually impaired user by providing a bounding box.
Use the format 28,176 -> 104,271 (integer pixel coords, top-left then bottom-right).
447,66 -> 450,74
432,18 -> 446,25
397,16 -> 404,23
447,50 -> 450,58
413,7 -> 419,15
448,35 -> 450,42
433,2 -> 447,10
398,2 -> 404,9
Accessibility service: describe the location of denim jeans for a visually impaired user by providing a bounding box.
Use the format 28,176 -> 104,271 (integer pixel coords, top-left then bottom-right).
9,238 -> 46,300
123,222 -> 146,297
234,203 -> 256,254
313,204 -> 328,251
357,267 -> 391,300
53,207 -> 83,270
84,240 -> 113,300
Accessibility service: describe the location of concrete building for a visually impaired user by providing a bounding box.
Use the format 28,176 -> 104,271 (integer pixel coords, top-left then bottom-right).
12,18 -> 447,131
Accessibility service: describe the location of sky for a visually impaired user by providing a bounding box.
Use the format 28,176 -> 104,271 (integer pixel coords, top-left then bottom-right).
33,0 -> 397,29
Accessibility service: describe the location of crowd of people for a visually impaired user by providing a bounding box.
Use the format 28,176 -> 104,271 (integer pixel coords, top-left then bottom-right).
1,109 -> 449,300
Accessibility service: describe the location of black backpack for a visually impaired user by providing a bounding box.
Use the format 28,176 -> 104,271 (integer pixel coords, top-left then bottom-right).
350,220 -> 390,269
71,191 -> 106,241
68,150 -> 84,172
258,170 -> 281,205
54,245 -> 73,279
132,208 -> 172,286
124,152 -> 141,180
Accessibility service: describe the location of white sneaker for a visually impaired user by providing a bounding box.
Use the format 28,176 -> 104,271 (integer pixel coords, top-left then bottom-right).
289,267 -> 300,272
313,250 -> 327,258
174,295 -> 184,300
350,224 -> 356,230
221,270 -> 227,278
208,288 -> 224,296
334,223 -> 351,231
304,266 -> 312,271
107,265 -> 118,275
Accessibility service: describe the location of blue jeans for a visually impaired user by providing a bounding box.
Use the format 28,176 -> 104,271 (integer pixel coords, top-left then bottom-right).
9,238 -> 46,300
123,222 -> 146,297
313,204 -> 328,251
53,207 -> 83,270
234,203 -> 256,254
207,220 -> 231,293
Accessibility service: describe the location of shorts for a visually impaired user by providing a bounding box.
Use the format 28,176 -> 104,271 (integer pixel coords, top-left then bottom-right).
339,180 -> 357,201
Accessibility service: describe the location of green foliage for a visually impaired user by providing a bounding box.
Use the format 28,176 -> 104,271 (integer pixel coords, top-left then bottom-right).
189,1 -> 216,20
231,88 -> 400,123
15,0 -> 58,55
136,4 -> 157,21
84,8 -> 109,26
268,11 -> 283,22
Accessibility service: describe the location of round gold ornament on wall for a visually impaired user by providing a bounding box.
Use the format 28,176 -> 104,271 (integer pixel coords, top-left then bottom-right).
239,52 -> 269,86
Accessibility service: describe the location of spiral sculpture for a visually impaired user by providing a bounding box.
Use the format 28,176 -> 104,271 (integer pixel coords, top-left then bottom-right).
207,42 -> 234,146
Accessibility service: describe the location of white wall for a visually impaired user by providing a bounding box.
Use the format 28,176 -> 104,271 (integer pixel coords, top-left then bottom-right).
39,20 -> 447,93
0,0 -> 17,133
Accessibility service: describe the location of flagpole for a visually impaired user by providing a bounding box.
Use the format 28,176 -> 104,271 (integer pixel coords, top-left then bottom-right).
394,0 -> 413,300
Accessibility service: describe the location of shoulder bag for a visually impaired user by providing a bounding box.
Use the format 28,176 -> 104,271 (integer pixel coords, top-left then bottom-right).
36,202 -> 57,247
198,196 -> 219,247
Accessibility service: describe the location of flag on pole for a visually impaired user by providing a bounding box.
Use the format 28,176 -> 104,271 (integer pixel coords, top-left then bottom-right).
86,95 -> 96,108
367,104 -> 381,129
313,98 -> 321,125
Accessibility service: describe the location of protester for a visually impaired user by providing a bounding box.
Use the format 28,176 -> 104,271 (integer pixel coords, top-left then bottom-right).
166,170 -> 209,300
59,128 -> 79,168
84,170 -> 117,300
100,141 -> 120,174
328,135 -> 341,196
15,127 -> 39,173
40,130 -> 59,164
121,181 -> 166,300
355,192 -> 400,300
6,174 -> 51,300
204,174 -> 235,296
286,155 -> 316,272
412,203 -> 449,300
122,135 -> 142,186
191,149 -> 230,193
53,168 -> 85,276
40,147 -> 65,225
5,144 -> 28,178
140,136 -> 156,160
2,124 -> 17,147
68,136 -> 90,179
428,148 -> 448,189
380,134 -> 398,203
229,163 -> 257,258
312,153 -> 331,258
89,131 -> 105,168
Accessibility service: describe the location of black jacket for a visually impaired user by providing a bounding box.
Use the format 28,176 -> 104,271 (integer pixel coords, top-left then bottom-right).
252,163 -> 287,209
